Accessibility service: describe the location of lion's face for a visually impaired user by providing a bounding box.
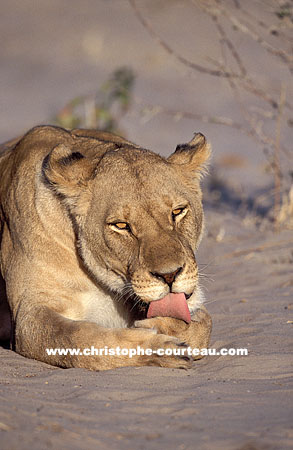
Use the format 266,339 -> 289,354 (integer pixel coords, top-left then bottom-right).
44,132 -> 210,313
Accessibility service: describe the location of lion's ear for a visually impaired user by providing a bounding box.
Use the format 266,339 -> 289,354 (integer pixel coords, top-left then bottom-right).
168,133 -> 211,179
42,144 -> 97,197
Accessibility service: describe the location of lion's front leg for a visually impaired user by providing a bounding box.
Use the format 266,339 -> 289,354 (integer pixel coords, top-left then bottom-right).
134,306 -> 212,360
14,303 -> 192,370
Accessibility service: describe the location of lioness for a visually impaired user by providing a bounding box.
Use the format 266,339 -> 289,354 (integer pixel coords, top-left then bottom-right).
0,125 -> 212,370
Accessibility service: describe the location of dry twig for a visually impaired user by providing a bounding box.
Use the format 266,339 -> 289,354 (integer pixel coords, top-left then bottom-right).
128,0 -> 239,79
274,84 -> 286,231
129,0 -> 292,226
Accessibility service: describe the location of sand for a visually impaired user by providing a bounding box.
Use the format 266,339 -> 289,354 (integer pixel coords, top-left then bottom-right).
1,212 -> 292,450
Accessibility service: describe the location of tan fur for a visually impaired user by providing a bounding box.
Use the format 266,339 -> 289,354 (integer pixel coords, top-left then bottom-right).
0,126 -> 212,370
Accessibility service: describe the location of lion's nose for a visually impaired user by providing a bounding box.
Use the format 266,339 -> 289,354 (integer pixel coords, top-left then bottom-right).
151,267 -> 183,287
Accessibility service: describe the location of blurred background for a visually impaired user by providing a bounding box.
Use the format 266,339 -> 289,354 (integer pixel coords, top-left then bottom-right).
1,0 -> 292,229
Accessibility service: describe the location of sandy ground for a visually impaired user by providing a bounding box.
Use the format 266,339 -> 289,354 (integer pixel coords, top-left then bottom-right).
0,1 -> 292,449
0,217 -> 292,450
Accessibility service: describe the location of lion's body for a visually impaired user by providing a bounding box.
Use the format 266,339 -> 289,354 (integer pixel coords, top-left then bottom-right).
0,126 -> 211,370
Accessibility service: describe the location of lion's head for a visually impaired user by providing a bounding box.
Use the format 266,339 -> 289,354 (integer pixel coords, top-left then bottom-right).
42,130 -> 210,319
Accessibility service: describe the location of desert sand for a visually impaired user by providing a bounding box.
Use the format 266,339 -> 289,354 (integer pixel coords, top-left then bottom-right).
0,214 -> 293,450
1,1 -> 292,449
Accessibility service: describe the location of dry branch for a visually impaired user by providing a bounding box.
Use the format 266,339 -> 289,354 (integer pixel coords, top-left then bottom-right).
274,84 -> 286,231
128,0 -> 239,79
129,0 -> 292,226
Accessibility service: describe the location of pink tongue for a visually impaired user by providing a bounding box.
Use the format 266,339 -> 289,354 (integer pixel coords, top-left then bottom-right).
147,293 -> 191,324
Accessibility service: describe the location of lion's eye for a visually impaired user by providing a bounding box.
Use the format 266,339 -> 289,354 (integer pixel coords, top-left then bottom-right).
172,207 -> 187,221
173,208 -> 183,216
110,222 -> 131,231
